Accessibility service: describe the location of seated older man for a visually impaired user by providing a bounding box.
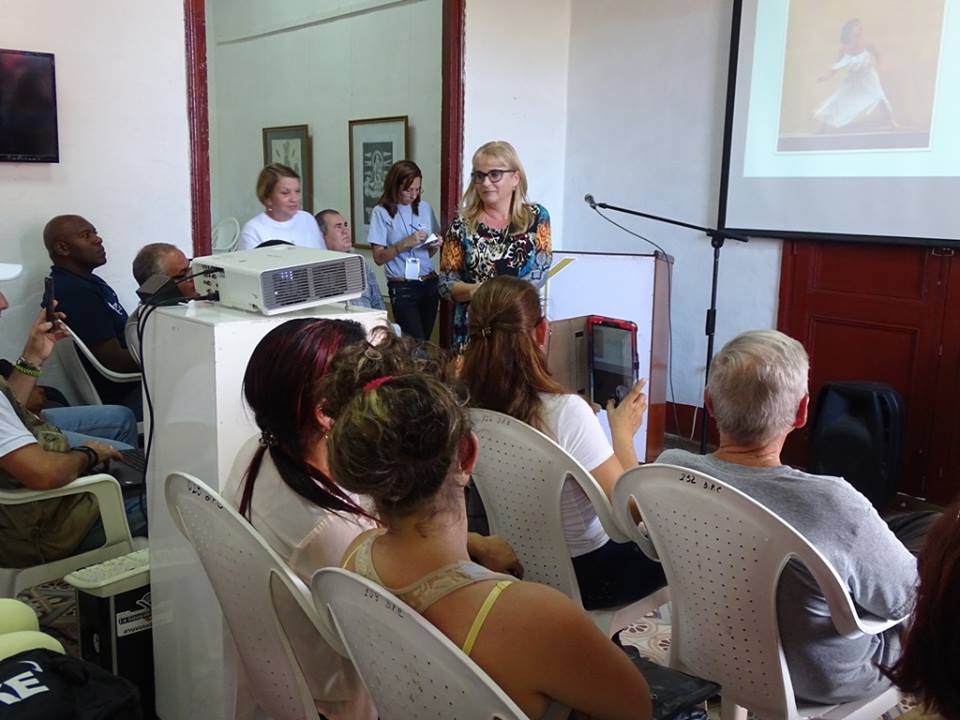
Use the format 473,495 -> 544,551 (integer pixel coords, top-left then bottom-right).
658,329 -> 935,705
315,209 -> 385,311
125,243 -> 197,363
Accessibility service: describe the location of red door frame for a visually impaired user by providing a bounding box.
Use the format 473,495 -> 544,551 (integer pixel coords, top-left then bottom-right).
183,0 -> 465,256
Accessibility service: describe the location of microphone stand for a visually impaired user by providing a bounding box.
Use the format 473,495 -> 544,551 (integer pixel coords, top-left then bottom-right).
590,199 -> 749,454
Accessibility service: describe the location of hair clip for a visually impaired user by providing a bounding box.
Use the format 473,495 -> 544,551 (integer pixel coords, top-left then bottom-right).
479,326 -> 492,338
363,375 -> 394,392
259,429 -> 279,447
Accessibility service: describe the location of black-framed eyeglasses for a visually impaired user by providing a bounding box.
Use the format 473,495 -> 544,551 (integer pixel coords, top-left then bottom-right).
470,168 -> 515,184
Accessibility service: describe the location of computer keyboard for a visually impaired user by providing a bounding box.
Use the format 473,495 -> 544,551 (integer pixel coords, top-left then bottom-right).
65,547 -> 150,590
120,448 -> 146,473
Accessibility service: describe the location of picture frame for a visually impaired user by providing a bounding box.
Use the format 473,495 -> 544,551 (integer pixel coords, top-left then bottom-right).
348,115 -> 409,247
262,124 -> 313,213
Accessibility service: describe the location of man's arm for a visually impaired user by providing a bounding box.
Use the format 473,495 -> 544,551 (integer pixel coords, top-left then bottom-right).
0,440 -> 122,491
89,338 -> 140,373
6,307 -> 69,404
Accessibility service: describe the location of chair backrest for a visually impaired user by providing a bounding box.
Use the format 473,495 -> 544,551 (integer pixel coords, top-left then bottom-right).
312,567 -> 528,720
469,408 -> 629,606
165,472 -> 342,720
212,217 -> 240,253
54,334 -> 103,406
612,464 -> 876,720
62,323 -> 141,385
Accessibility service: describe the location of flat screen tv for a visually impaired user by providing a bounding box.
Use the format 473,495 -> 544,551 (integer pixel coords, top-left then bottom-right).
0,49 -> 59,163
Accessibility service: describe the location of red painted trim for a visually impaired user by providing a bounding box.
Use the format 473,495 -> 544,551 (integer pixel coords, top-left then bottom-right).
777,239 -> 797,332
441,0 -> 465,227
438,0 -> 465,348
184,0 -> 211,257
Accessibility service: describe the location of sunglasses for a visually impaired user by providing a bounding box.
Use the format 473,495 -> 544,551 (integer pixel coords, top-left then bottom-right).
470,168 -> 515,184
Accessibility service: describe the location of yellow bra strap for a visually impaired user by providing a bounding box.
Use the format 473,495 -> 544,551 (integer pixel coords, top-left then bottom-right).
461,580 -> 513,657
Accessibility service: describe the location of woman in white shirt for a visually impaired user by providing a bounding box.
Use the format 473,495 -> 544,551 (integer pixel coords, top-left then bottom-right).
237,164 -> 324,251
367,161 -> 441,339
460,276 -> 666,609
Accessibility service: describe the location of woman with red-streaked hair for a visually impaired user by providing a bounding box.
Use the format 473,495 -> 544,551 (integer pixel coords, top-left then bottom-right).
222,318 -> 521,720
886,501 -> 960,720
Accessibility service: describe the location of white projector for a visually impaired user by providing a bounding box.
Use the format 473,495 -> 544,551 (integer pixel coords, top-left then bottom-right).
191,245 -> 365,315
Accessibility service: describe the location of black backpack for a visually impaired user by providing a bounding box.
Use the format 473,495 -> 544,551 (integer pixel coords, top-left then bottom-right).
0,649 -> 142,719
808,381 -> 905,510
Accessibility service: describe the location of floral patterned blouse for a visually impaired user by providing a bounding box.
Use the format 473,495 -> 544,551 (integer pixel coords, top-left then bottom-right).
439,203 -> 552,350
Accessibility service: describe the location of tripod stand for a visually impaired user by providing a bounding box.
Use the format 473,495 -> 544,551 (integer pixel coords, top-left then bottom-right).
584,195 -> 749,453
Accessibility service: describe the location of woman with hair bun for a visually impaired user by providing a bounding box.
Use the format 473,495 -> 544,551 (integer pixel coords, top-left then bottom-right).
326,334 -> 653,720
237,163 -> 324,251
460,275 -> 665,610
439,141 -> 551,350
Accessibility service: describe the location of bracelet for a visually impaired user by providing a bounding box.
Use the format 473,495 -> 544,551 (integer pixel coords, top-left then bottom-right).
72,445 -> 99,474
13,356 -> 41,377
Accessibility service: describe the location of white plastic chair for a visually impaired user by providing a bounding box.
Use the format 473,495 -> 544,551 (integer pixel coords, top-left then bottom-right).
312,566 -> 529,720
0,473 -> 134,597
612,464 -> 904,720
164,471 -> 346,720
212,217 -> 240,254
55,323 -> 141,406
468,409 -> 668,631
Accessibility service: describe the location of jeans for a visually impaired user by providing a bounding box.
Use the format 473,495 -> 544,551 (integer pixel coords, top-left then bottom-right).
388,276 -> 439,340
42,404 -> 138,448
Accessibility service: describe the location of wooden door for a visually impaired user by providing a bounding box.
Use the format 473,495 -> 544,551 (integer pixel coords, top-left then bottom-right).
778,241 -> 956,502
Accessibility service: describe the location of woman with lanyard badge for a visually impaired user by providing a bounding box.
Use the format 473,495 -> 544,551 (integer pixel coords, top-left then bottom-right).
368,161 -> 441,340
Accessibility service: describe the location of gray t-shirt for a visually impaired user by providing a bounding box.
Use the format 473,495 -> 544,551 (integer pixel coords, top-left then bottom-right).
656,449 -> 917,704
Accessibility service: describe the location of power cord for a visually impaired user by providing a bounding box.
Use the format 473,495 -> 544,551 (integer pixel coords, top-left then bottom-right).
589,206 -> 682,439
133,268 -> 219,534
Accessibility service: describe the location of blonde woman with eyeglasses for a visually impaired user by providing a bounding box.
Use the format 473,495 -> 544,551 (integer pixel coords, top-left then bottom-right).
439,141 -> 551,351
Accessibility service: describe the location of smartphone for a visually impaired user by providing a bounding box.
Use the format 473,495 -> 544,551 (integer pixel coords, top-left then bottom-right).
42,277 -> 56,326
586,315 -> 638,408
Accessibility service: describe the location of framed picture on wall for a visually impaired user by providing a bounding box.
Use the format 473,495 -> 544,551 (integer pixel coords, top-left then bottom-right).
348,115 -> 409,246
262,124 -> 313,213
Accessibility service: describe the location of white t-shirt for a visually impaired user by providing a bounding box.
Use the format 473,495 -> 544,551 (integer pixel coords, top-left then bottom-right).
538,393 -> 614,557
0,391 -> 37,461
223,437 -> 377,720
237,210 -> 325,251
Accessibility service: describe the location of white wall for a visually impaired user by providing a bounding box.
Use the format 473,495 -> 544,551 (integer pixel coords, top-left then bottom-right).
464,0 -> 783,410
462,0 -> 572,244
0,1 -> 193,398
205,0 -> 442,237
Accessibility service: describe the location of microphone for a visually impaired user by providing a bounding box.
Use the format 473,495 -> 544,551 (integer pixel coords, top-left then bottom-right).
584,193 -> 597,209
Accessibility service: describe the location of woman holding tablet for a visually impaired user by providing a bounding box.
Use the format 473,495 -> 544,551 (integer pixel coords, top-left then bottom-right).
460,276 -> 665,610
368,160 -> 441,340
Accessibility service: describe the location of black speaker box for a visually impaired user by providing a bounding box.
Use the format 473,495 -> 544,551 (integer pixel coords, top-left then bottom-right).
807,381 -> 904,510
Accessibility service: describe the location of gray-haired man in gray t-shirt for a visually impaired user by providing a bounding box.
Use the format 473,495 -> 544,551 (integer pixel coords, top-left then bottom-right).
658,329 -> 934,705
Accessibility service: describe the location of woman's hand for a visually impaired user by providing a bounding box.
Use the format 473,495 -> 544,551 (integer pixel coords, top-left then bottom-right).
20,306 -> 68,366
607,378 -> 647,441
399,230 -> 428,252
467,533 -> 525,578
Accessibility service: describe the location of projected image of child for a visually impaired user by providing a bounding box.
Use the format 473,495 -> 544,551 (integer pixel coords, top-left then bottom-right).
813,18 -> 896,132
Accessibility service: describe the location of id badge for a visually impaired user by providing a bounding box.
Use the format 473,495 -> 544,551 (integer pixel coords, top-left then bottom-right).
404,256 -> 421,281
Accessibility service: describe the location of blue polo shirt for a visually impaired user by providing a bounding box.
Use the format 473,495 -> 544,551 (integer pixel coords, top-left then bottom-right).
50,266 -> 140,415
50,266 -> 129,347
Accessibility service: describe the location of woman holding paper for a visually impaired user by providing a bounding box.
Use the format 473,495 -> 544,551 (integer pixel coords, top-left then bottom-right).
368,160 -> 441,340
439,140 -> 552,351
